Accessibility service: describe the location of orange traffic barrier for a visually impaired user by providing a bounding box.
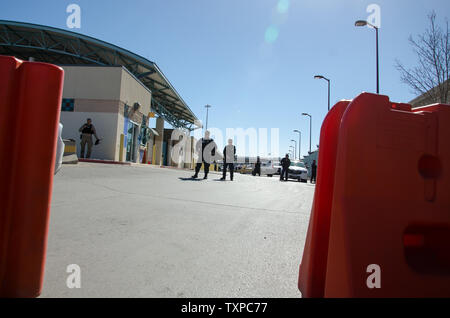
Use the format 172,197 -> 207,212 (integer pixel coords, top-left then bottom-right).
299,92 -> 450,298
0,56 -> 64,297
298,100 -> 350,298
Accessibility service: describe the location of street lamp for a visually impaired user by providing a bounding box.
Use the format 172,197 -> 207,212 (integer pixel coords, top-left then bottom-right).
289,146 -> 295,158
291,140 -> 297,160
314,75 -> 331,111
204,104 -> 212,131
355,20 -> 380,94
293,130 -> 301,160
302,113 -> 312,154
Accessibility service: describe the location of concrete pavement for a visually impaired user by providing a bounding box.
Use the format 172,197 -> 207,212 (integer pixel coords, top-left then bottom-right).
41,163 -> 314,298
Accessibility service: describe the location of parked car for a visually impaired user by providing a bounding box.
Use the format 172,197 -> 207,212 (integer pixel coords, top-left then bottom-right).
240,164 -> 254,174
261,160 -> 278,177
234,164 -> 240,172
272,161 -> 282,175
287,161 -> 308,182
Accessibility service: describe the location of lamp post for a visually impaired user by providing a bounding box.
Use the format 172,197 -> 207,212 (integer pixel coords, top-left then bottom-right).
204,104 -> 212,131
314,75 -> 331,111
355,20 -> 380,94
289,146 -> 294,158
290,140 -> 297,160
293,130 -> 301,160
302,113 -> 312,154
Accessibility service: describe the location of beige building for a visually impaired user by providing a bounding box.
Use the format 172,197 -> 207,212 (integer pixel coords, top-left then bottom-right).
60,65 -> 155,163
409,79 -> 450,107
0,20 -> 200,165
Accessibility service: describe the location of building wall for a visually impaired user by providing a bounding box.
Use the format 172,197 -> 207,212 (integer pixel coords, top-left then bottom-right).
118,68 -> 152,163
60,65 -> 152,162
117,101 -> 151,163
119,69 -> 151,116
60,111 -> 120,161
410,94 -> 450,108
74,99 -> 121,113
409,79 -> 450,107
61,66 -> 122,100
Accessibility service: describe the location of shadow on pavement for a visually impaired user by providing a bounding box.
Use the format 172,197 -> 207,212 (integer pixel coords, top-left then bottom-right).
280,180 -> 312,184
178,177 -> 204,181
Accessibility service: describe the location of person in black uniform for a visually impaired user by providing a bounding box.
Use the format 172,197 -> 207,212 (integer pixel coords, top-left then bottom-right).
280,154 -> 291,182
220,139 -> 236,181
192,131 -> 218,180
79,118 -> 100,159
310,160 -> 317,184
253,156 -> 261,176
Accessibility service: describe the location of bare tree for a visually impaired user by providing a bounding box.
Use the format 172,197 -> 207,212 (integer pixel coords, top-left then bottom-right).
396,12 -> 450,104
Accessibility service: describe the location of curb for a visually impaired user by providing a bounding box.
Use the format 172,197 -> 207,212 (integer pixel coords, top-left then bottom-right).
62,154 -> 79,165
78,159 -> 132,166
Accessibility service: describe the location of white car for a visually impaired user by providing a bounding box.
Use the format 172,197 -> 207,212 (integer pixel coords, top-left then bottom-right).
261,160 -> 279,177
287,161 -> 308,183
272,161 -> 282,176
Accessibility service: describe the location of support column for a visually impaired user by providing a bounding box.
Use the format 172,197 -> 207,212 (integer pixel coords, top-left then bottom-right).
154,117 -> 164,166
183,134 -> 194,169
167,142 -> 174,167
147,134 -> 154,164
119,134 -> 125,162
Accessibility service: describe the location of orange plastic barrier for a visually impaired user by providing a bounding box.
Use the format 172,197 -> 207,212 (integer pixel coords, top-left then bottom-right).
299,92 -> 450,298
0,56 -> 64,297
298,100 -> 350,298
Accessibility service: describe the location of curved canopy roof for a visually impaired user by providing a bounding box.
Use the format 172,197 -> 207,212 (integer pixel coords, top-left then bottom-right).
0,20 -> 199,129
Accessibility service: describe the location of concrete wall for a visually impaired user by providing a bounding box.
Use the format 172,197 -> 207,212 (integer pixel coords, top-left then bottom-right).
60,112 -> 120,161
119,68 -> 151,116
62,66 -> 151,113
60,65 -> 153,162
61,66 -> 122,100
74,99 -> 121,113
409,79 -> 450,107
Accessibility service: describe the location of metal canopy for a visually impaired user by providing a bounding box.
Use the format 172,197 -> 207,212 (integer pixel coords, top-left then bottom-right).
0,20 -> 199,130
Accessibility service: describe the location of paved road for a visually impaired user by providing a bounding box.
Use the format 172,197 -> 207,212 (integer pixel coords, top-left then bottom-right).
41,163 -> 314,298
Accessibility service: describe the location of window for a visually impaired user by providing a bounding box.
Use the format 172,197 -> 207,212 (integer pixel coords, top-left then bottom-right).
61,98 -> 74,112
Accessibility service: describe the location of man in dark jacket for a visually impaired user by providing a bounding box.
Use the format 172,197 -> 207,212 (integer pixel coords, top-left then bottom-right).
220,139 -> 236,181
311,160 -> 317,184
79,118 -> 100,159
192,131 -> 218,180
280,154 -> 291,181
253,156 -> 261,177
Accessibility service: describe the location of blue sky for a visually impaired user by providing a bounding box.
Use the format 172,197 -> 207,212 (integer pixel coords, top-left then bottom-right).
2,0 -> 449,157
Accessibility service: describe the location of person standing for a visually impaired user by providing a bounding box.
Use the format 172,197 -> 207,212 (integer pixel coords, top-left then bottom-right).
311,160 -> 317,184
253,156 -> 261,177
78,118 -> 100,159
221,139 -> 236,181
192,131 -> 218,180
280,154 -> 291,181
